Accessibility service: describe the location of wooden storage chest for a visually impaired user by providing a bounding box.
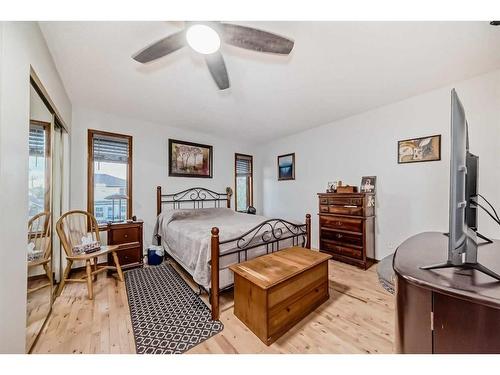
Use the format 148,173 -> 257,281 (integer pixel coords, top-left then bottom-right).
229,247 -> 331,345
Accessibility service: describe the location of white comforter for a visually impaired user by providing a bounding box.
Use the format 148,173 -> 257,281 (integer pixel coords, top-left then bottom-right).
154,208 -> 289,289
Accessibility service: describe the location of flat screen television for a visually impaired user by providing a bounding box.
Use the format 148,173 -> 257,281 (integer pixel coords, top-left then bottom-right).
420,89 -> 500,281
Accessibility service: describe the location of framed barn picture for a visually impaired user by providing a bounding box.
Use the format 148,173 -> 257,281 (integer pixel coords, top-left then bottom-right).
398,135 -> 441,164
277,153 -> 295,181
168,139 -> 213,178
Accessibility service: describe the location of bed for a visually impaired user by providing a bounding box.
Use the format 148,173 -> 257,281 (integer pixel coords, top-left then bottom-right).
154,186 -> 311,320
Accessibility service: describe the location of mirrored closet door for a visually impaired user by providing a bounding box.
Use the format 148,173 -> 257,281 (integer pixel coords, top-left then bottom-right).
26,78 -> 69,353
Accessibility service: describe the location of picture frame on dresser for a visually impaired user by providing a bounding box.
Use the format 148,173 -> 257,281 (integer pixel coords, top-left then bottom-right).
360,176 -> 376,193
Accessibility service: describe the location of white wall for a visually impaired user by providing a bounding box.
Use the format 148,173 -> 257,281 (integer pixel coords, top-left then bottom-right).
258,69 -> 500,260
70,107 -> 257,250
0,22 -> 71,353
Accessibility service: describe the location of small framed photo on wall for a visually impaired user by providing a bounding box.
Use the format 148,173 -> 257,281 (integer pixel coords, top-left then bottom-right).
277,153 -> 295,181
360,176 -> 376,193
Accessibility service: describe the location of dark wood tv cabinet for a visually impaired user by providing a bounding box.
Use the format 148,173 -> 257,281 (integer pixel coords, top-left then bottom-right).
394,232 -> 500,353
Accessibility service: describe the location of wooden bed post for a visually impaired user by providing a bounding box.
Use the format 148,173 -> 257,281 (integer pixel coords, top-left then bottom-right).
156,186 -> 162,215
305,214 -> 311,249
226,187 -> 232,209
211,227 -> 220,320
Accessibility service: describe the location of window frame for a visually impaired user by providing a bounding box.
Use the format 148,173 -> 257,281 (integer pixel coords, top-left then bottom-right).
87,129 -> 133,223
29,119 -> 52,217
234,153 -> 253,213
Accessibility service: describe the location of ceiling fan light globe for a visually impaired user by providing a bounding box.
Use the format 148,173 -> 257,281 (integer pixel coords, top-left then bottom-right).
186,24 -> 221,54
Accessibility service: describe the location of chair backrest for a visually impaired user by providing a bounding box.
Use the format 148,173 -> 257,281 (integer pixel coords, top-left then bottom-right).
56,210 -> 101,257
28,211 -> 52,260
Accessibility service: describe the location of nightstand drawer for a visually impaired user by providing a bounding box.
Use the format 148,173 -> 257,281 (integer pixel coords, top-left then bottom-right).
116,247 -> 141,266
111,228 -> 139,244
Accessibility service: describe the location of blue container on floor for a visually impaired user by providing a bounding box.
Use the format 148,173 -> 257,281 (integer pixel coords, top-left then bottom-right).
147,246 -> 164,266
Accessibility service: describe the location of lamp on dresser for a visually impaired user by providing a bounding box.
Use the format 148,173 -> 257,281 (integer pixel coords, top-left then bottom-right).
317,192 -> 375,269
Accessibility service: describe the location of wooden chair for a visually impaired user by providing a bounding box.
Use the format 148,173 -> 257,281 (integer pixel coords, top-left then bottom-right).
27,212 -> 53,295
55,210 -> 124,300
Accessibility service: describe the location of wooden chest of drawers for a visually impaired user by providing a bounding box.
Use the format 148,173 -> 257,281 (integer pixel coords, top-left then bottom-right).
230,247 -> 331,345
318,193 -> 375,269
106,220 -> 144,270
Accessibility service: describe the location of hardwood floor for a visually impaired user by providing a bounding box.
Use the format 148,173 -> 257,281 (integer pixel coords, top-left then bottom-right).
32,259 -> 394,354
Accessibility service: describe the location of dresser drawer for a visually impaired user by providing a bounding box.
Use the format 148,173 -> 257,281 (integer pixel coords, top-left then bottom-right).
321,229 -> 363,247
321,241 -> 362,259
320,215 -> 363,233
328,205 -> 363,216
328,197 -> 363,206
319,205 -> 329,213
319,197 -> 329,205
110,228 -> 140,244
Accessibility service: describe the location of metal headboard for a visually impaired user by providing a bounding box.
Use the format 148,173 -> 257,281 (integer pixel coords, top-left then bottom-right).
156,186 -> 233,214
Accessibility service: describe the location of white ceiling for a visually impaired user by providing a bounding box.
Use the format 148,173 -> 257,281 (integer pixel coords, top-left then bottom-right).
40,21 -> 500,143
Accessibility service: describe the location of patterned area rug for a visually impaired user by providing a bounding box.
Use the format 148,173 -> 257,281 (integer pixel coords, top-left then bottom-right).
125,263 -> 223,354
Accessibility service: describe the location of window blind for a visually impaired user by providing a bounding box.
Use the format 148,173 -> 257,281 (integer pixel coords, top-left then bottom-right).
29,125 -> 46,157
93,134 -> 130,163
236,155 -> 252,176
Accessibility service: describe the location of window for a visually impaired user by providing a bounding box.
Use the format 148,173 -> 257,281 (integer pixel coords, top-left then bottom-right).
29,121 -> 51,217
235,153 -> 253,212
88,130 -> 132,224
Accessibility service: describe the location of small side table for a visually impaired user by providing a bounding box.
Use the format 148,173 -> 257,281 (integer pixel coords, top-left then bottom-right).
105,220 -> 144,271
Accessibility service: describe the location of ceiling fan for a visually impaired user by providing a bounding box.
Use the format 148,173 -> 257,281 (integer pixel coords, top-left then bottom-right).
132,22 -> 294,90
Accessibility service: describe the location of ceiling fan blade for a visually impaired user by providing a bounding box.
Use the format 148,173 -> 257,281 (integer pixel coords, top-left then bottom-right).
205,52 -> 230,90
220,23 -> 294,55
132,30 -> 186,63
491,21 -> 500,26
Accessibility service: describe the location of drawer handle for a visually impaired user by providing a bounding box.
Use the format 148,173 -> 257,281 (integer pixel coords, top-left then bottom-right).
336,233 -> 343,239
336,221 -> 342,226
124,234 -> 128,238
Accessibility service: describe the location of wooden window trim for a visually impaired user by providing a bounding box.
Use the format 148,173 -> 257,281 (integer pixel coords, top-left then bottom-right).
29,120 -> 51,215
87,129 -> 133,222
234,153 -> 253,212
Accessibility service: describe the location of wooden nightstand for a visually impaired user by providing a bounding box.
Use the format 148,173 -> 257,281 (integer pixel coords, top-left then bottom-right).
106,220 -> 144,271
